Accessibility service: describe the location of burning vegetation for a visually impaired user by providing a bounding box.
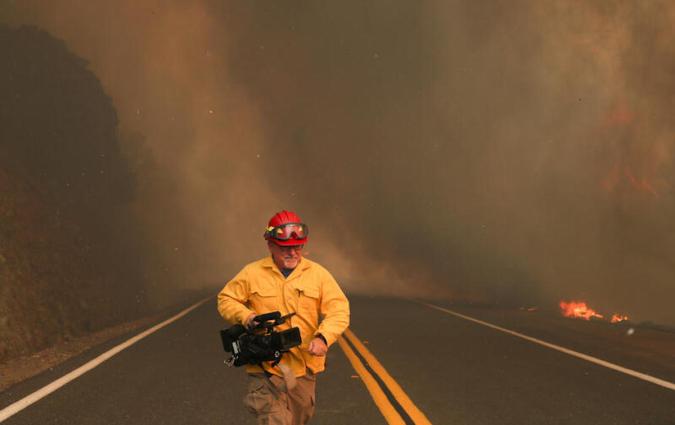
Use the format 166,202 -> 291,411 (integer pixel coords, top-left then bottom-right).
559,300 -> 629,323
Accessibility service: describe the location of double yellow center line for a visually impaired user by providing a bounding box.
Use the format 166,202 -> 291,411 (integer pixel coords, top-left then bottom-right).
338,328 -> 432,425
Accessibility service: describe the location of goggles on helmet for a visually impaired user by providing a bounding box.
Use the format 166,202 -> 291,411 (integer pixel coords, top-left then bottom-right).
265,223 -> 309,241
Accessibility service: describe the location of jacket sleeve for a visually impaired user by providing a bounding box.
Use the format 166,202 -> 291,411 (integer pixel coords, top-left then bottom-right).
316,269 -> 350,346
217,267 -> 255,325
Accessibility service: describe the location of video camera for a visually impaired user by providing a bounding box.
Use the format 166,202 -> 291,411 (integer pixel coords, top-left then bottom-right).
220,311 -> 301,367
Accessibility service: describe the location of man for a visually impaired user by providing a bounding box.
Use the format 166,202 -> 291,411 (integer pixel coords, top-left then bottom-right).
218,210 -> 350,425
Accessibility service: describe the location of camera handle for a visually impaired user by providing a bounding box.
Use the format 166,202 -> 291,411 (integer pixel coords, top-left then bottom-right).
279,312 -> 296,323
250,311 -> 296,332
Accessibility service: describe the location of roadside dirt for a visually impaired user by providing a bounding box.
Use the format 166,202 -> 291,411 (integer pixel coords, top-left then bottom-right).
0,314 -> 159,392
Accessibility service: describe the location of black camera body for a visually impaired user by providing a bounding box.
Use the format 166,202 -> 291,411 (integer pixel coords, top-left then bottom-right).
220,311 -> 301,367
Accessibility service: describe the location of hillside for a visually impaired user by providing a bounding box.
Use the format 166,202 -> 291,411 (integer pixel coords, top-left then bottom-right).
0,25 -> 147,362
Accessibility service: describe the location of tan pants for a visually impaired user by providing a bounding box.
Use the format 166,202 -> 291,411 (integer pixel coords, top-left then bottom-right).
244,372 -> 316,425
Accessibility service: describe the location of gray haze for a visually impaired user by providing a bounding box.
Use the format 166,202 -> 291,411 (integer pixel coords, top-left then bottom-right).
3,1 -> 674,323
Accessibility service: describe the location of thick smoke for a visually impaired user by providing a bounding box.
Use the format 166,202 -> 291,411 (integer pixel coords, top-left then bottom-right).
2,1 -> 674,323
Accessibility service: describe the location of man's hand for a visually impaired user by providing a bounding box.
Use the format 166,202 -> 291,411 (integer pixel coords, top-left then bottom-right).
307,336 -> 327,356
245,312 -> 258,329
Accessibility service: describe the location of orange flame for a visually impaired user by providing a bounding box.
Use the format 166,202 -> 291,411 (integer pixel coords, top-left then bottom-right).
603,100 -> 634,127
610,314 -> 629,323
601,164 -> 658,197
624,168 -> 658,197
559,300 -> 630,323
559,300 -> 604,320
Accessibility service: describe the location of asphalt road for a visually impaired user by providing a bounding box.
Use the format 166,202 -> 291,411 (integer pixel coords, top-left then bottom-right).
1,295 -> 674,424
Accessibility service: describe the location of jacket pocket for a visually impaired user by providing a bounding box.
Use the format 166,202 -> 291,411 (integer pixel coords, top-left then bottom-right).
295,286 -> 320,325
249,285 -> 279,313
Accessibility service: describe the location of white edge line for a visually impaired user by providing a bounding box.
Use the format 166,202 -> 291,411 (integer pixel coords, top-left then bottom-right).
419,301 -> 675,392
0,296 -> 212,422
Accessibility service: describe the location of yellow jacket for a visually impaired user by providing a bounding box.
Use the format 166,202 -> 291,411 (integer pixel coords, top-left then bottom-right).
217,256 -> 350,377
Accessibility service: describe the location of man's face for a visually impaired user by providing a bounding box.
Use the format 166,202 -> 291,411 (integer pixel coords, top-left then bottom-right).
268,242 -> 304,270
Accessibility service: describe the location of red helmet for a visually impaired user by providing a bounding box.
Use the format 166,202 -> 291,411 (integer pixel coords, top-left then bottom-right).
264,210 -> 309,246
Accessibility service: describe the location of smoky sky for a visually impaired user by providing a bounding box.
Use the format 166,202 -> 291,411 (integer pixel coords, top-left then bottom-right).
2,1 -> 675,324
